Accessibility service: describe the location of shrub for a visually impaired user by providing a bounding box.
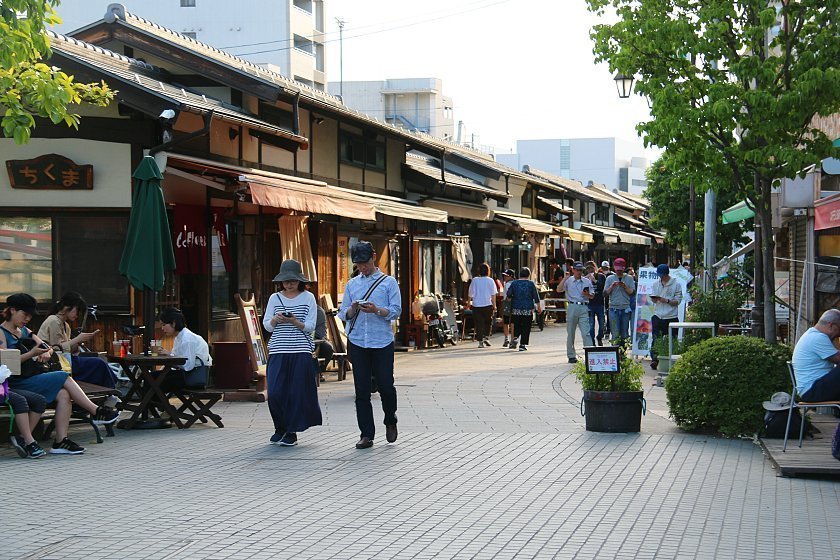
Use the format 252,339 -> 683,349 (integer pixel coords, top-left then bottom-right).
687,277 -> 750,328
573,347 -> 645,392
666,336 -> 791,437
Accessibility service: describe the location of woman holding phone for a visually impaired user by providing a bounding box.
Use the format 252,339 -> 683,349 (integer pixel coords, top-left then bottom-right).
262,260 -> 322,447
38,292 -> 118,388
1,293 -> 118,455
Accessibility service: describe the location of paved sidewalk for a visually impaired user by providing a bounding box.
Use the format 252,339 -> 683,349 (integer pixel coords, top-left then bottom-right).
3,324 -> 839,559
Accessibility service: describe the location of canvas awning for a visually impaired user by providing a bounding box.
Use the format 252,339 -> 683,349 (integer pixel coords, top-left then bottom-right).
614,208 -> 644,226
421,199 -> 493,221
326,185 -> 448,223
554,226 -> 594,244
245,177 -> 376,221
536,196 -> 575,215
494,211 -> 554,234
721,200 -> 755,224
581,224 -> 651,246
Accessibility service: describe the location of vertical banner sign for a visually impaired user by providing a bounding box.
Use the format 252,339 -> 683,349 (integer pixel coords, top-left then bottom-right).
631,267 -> 658,356
212,208 -> 232,273
173,204 -> 208,275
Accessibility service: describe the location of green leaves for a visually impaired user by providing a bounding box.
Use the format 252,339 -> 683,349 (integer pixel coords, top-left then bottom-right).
0,0 -> 114,143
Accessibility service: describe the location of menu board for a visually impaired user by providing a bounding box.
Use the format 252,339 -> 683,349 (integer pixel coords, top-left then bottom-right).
235,293 -> 267,374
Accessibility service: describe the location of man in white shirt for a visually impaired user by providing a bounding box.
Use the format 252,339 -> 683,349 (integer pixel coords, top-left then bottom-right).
792,309 -> 840,401
557,262 -> 594,363
649,264 -> 682,370
468,263 -> 499,347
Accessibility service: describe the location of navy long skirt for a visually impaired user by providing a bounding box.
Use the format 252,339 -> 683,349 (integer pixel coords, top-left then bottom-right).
266,352 -> 322,434
71,355 -> 118,388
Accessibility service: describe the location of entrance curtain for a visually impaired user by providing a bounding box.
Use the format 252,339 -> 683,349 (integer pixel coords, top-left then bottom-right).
450,236 -> 472,282
278,215 -> 318,282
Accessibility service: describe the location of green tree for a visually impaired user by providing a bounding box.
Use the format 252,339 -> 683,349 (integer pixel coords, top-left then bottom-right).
0,0 -> 114,144
645,153 -> 751,262
586,0 -> 840,343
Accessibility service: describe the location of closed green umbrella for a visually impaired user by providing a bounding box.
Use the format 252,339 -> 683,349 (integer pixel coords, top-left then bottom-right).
119,156 -> 175,353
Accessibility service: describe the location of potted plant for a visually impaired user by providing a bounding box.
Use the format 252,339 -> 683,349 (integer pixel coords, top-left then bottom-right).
573,346 -> 645,433
651,336 -> 684,373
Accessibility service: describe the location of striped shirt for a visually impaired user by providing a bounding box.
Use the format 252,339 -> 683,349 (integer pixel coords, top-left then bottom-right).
263,291 -> 317,354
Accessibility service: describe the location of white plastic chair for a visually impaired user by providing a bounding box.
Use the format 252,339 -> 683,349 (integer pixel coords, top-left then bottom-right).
783,361 -> 840,451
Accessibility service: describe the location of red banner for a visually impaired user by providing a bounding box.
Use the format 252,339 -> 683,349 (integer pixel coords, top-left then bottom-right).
173,205 -> 208,275
815,195 -> 840,231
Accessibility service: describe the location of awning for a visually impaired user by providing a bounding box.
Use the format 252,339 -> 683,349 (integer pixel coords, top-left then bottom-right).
614,208 -> 644,226
639,230 -> 666,244
815,192 -> 840,230
245,177 -> 376,221
554,226 -> 594,244
721,200 -> 755,224
537,196 -> 575,215
495,211 -> 554,234
422,199 -> 493,221
581,224 -> 651,246
326,185 -> 448,223
713,240 -> 755,268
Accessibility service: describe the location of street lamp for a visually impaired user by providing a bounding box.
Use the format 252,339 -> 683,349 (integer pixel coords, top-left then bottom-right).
613,73 -> 634,99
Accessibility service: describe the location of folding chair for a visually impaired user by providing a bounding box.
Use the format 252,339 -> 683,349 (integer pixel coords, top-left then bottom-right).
783,361 -> 840,451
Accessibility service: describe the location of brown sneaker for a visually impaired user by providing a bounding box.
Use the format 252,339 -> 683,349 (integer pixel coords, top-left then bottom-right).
386,424 -> 398,443
355,436 -> 373,449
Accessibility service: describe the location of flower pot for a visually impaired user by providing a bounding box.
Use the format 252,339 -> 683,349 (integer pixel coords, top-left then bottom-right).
582,390 -> 644,433
659,356 -> 676,373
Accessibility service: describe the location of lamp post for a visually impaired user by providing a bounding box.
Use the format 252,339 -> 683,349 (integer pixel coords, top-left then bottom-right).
613,73 -> 634,99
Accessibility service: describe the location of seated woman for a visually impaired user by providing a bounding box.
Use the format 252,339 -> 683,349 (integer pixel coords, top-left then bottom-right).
1,293 -> 119,455
4,389 -> 48,459
154,307 -> 212,390
37,292 -> 117,388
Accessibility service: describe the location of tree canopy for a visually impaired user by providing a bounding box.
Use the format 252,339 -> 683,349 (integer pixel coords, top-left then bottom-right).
0,0 -> 114,144
585,0 -> 840,341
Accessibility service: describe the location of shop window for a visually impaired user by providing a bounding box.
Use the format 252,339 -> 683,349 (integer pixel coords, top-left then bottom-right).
340,132 -> 386,170
0,217 -> 52,302
259,103 -> 295,131
54,216 -> 129,310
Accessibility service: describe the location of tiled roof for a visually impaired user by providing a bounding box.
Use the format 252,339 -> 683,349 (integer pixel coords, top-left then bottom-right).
522,166 -> 628,207
47,31 -> 308,146
404,155 -> 508,199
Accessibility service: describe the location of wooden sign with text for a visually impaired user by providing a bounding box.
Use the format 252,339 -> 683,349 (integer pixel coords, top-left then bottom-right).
6,154 -> 93,190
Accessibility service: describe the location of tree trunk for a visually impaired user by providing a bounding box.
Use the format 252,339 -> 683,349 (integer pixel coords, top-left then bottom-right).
757,178 -> 777,344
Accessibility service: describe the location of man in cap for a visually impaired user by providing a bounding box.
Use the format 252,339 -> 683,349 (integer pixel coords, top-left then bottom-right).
603,258 -> 636,346
337,241 -> 402,449
557,261 -> 594,363
791,309 -> 840,402
585,262 -> 607,346
649,264 -> 683,369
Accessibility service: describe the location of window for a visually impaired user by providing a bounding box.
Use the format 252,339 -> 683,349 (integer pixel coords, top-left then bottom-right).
180,0 -> 196,7
339,131 -> 386,170
259,103 -> 294,131
293,34 -> 314,55
293,0 -> 313,13
0,216 -> 130,310
631,179 -> 648,187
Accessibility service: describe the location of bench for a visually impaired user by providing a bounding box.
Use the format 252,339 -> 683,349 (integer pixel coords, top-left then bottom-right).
44,381 -> 122,443
169,388 -> 224,428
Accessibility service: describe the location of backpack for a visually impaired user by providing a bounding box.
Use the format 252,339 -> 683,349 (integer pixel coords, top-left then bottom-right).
761,408 -> 808,439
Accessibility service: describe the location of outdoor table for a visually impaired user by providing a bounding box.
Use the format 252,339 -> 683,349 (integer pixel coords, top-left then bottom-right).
109,354 -> 189,429
667,321 -> 716,361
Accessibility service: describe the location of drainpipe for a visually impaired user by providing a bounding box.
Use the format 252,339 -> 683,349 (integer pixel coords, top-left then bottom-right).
149,110 -> 214,155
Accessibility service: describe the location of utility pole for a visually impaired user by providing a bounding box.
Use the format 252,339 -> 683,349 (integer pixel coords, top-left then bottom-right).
688,181 -> 696,276
335,17 -> 346,100
703,188 -> 716,290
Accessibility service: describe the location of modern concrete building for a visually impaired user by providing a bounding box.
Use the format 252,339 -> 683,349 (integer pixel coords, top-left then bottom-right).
328,78 -> 455,140
51,0 -> 327,91
496,137 -> 650,194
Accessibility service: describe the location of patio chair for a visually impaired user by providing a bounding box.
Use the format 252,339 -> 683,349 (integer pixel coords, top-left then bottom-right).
783,361 -> 840,451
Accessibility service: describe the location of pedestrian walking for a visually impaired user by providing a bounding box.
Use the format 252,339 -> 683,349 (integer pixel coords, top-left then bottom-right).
505,267 -> 541,352
468,263 -> 498,348
501,269 -> 515,347
263,259 -> 322,447
557,262 -> 594,363
649,264 -> 683,370
337,241 -> 402,449
586,262 -> 607,345
603,258 -> 636,347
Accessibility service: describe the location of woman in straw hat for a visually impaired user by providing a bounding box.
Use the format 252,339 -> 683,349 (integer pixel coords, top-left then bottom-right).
262,259 -> 322,446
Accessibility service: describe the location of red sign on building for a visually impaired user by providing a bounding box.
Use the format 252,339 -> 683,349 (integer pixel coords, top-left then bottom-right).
815,193 -> 840,231
6,154 -> 93,190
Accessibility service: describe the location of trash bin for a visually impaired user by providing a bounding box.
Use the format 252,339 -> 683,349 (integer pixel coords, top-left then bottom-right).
212,341 -> 252,389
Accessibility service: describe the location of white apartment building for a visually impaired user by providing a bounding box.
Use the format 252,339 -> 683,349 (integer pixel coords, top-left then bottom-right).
51,0 -> 327,91
328,78 -> 455,140
496,137 -> 650,195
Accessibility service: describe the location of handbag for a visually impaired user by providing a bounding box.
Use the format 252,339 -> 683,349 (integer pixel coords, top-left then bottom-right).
16,337 -> 61,378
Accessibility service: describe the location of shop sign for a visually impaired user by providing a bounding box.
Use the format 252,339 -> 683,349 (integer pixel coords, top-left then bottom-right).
815,196 -> 840,231
6,154 -> 93,190
173,205 -> 232,275
585,347 -> 621,374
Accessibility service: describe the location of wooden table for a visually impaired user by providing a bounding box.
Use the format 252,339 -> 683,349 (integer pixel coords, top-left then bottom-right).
109,355 -> 189,429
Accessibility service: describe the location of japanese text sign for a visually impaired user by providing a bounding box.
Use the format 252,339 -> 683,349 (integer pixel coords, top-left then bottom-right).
585,347 -> 621,374
6,154 -> 93,190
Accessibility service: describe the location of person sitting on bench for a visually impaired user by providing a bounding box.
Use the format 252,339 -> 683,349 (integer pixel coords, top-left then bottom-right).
154,308 -> 212,390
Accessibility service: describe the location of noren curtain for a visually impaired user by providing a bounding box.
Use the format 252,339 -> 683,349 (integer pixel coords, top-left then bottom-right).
278,215 -> 318,282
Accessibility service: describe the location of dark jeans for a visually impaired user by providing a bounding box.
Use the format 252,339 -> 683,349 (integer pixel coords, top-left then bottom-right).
588,303 -> 606,342
801,365 -> 840,402
512,313 -> 534,346
472,305 -> 494,340
349,342 -> 397,439
650,315 -> 678,362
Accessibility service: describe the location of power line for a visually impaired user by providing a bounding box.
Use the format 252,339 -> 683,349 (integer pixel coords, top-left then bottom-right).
229,0 -> 513,57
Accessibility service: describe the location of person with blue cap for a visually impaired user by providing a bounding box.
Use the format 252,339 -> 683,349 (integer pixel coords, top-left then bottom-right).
649,264 -> 683,369
337,241 -> 402,449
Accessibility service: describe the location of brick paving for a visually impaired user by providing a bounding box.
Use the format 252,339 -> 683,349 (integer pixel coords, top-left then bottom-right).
3,323 -> 839,559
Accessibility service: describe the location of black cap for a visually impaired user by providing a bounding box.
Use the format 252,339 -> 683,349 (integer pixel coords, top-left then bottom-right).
350,241 -> 375,263
5,293 -> 37,316
502,268 -> 515,277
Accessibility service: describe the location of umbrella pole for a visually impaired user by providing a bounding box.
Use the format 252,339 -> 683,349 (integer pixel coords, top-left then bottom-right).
144,287 -> 155,355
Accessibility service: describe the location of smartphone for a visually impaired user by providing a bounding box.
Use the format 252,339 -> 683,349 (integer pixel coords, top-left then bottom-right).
357,300 -> 369,307
282,311 -> 293,317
